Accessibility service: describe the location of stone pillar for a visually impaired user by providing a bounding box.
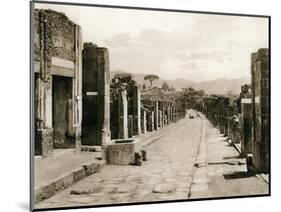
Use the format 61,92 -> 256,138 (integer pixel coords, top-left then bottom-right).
132,85 -> 141,135
154,101 -> 159,130
35,12 -> 54,157
81,44 -> 110,146
167,104 -> 171,125
97,48 -> 111,146
251,49 -> 269,173
118,87 -> 128,139
172,105 -> 176,122
159,110 -> 163,128
241,98 -> 252,156
141,109 -> 147,134
74,25 -> 82,152
162,111 -> 165,126
147,111 -> 154,132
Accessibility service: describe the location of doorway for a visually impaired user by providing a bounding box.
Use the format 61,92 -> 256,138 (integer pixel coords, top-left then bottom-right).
52,75 -> 74,148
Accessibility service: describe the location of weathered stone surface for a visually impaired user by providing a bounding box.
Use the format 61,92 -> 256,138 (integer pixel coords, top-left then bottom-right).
70,185 -> 103,195
115,184 -> 137,193
73,168 -> 86,182
251,48 -> 269,173
35,128 -> 54,158
68,196 -> 97,203
34,9 -> 82,157
82,44 -> 110,146
106,139 -> 140,165
152,183 -> 176,193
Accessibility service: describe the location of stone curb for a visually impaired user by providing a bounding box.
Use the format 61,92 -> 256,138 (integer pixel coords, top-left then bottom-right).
188,118 -> 210,198
35,160 -> 105,203
141,118 -> 189,148
227,139 -> 242,154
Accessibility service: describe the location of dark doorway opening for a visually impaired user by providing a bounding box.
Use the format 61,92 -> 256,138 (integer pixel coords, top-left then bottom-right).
52,75 -> 75,148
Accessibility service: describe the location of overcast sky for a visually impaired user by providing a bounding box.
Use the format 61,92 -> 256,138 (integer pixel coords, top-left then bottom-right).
35,3 -> 268,82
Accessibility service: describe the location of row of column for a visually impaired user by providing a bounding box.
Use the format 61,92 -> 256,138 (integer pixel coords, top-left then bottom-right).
201,48 -> 269,173
141,100 -> 179,134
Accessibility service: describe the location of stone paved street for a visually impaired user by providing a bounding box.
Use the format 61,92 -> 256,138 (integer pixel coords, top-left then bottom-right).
36,112 -> 203,209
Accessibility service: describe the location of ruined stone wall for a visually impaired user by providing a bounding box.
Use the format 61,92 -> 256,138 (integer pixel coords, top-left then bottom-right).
34,9 -> 76,63
251,48 -> 269,173
34,9 -> 82,157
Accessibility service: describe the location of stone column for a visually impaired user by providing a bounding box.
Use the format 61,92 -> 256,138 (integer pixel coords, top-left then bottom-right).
154,101 -> 159,130
241,98 -> 252,156
118,87 -> 128,139
141,109 -> 147,134
132,85 -> 141,136
161,102 -> 165,126
147,111 -> 154,131
158,110 -> 163,128
167,104 -> 171,125
97,48 -> 111,146
74,25 -> 82,152
170,105 -> 174,123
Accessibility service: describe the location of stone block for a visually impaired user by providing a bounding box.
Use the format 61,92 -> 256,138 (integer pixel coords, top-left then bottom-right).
105,139 -> 140,165
152,183 -> 176,193
73,168 -> 86,182
61,173 -> 74,189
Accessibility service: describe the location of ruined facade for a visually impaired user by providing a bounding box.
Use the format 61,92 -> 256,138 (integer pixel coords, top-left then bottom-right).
34,9 -> 82,157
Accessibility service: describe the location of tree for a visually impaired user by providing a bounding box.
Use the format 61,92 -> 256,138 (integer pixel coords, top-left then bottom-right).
144,74 -> 159,88
142,83 -> 146,90
162,82 -> 170,91
180,87 -> 206,109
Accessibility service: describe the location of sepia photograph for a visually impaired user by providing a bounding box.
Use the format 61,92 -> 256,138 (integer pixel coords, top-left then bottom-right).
31,1 -> 270,210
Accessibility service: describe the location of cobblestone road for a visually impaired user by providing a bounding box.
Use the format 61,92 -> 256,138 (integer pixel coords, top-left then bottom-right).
36,113 -> 203,209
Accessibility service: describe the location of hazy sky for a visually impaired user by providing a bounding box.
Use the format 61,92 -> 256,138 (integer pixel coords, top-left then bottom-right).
35,3 -> 268,82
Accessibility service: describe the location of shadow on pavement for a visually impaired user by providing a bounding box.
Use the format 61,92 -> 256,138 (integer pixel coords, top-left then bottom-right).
223,171 -> 255,180
208,161 -> 246,166
223,155 -> 244,160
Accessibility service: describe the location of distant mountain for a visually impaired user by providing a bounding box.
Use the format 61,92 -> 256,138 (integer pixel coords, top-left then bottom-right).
111,70 -> 250,95
193,77 -> 251,95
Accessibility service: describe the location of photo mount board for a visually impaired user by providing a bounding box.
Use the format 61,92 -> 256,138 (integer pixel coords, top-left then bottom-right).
30,0 -> 271,211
